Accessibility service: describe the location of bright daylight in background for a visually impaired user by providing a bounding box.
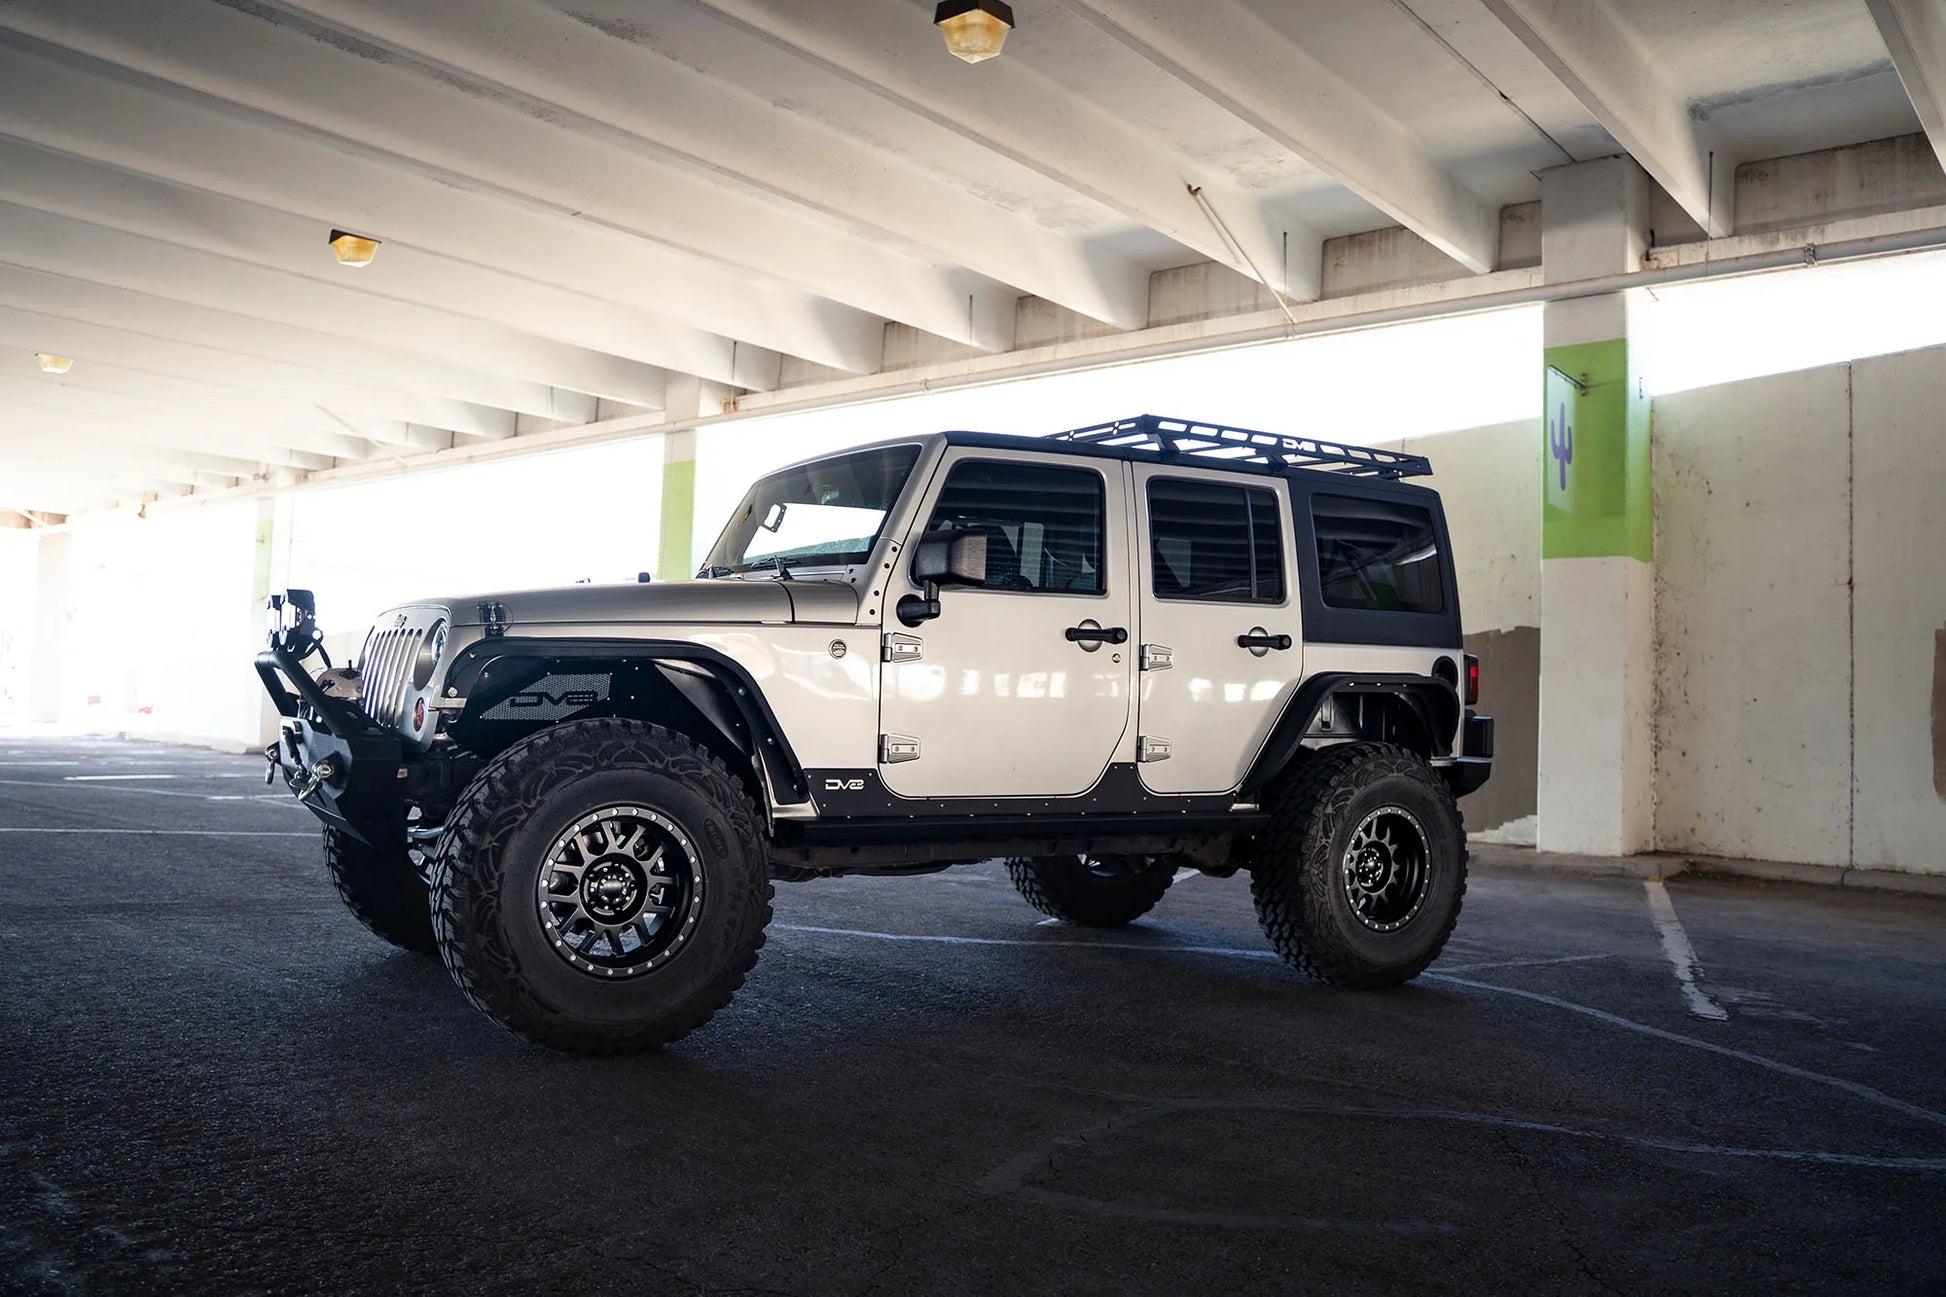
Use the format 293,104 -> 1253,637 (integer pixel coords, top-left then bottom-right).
7,247 -> 1946,739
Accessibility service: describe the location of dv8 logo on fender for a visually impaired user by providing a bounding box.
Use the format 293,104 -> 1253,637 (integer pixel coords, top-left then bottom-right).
825,778 -> 866,791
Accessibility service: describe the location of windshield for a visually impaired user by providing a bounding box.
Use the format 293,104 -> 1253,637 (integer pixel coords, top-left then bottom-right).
701,443 -> 922,575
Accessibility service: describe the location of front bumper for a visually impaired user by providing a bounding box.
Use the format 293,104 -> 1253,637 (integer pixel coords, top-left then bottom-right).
257,642 -> 404,847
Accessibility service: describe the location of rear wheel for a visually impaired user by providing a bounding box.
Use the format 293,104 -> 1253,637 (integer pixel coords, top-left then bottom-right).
1004,853 -> 1175,927
430,717 -> 772,1054
1250,744 -> 1467,987
322,827 -> 436,954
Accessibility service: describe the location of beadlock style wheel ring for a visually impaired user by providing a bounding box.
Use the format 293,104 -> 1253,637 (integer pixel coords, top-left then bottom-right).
1341,805 -> 1433,933
535,805 -> 704,978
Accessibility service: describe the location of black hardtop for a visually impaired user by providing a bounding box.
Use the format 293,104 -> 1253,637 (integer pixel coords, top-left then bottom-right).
941,413 -> 1435,488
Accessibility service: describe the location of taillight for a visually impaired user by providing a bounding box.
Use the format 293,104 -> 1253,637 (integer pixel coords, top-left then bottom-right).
1464,653 -> 1481,706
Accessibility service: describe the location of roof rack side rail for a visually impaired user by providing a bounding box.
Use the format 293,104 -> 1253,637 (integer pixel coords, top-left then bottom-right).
1047,414 -> 1433,479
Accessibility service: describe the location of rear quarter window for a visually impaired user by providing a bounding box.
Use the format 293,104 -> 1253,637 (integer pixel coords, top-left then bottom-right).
1310,494 -> 1446,614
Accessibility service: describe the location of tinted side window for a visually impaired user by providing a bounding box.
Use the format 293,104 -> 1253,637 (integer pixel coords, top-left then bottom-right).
924,460 -> 1104,593
1311,494 -> 1445,613
1148,478 -> 1284,603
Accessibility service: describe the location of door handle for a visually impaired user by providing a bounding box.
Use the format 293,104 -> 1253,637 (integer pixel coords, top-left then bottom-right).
1236,631 -> 1293,651
1064,624 -> 1129,645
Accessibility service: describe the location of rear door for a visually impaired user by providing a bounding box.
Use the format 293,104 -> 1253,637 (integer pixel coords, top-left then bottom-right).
1132,466 -> 1300,794
878,450 -> 1134,798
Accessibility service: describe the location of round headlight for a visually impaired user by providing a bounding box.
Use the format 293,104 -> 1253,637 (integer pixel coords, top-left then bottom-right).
411,619 -> 447,690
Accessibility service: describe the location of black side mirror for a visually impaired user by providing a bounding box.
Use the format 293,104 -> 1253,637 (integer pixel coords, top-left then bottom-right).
911,529 -> 987,586
898,530 -> 988,627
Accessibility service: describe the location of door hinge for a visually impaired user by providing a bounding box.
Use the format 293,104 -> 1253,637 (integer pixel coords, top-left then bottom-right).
880,734 -> 921,764
1137,735 -> 1172,763
1141,643 -> 1173,671
883,633 -> 924,663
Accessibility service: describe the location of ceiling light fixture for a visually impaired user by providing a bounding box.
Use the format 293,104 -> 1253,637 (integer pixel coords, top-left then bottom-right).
328,228 -> 380,267
35,353 -> 73,374
935,0 -> 1014,63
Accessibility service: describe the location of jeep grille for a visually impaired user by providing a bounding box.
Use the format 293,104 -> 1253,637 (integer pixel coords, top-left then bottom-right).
358,624 -> 425,728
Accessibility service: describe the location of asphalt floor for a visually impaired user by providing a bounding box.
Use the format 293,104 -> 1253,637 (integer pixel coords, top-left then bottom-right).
2,734 -> 1942,1296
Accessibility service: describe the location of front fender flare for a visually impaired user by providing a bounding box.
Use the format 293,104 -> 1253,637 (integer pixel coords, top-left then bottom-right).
443,638 -> 810,804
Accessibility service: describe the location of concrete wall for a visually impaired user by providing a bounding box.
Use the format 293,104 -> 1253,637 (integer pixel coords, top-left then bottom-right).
1653,367 -> 1853,863
1851,346 -> 1946,871
1389,419 -> 1543,842
1654,344 -> 1946,874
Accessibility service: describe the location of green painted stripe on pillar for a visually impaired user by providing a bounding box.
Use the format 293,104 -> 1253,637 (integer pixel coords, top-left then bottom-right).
658,456 -> 697,580
1542,338 -> 1652,562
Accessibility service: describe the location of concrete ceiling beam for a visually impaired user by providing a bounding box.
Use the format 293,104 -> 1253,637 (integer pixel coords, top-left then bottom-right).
1,467 -> 179,513
0,34 -> 883,376
0,304 -> 525,458
264,0 -> 1145,334
0,133 -> 778,395
0,263 -> 520,443
0,190 -> 668,415
0,431 -> 244,491
691,0 -> 1321,301
1056,0 -> 1498,275
1480,0 -> 1734,236
0,376 -> 345,471
1866,0 -> 1946,175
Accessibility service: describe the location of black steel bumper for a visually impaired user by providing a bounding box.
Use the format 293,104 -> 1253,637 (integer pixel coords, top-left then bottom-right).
256,644 -> 404,847
1441,711 -> 1495,798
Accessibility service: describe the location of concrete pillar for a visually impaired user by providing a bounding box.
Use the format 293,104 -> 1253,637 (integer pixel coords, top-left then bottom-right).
659,427 -> 699,582
1536,157 -> 1656,855
656,375 -> 729,581
26,529 -> 71,723
254,494 -> 295,748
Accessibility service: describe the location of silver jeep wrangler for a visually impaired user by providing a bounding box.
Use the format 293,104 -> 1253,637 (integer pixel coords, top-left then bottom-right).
258,415 -> 1493,1053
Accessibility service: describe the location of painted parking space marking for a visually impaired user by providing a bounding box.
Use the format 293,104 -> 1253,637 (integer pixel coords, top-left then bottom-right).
0,777 -> 304,806
63,774 -> 179,782
1644,878 -> 1730,1021
0,828 -> 314,836
773,922 -> 1946,1131
1426,972 -> 1946,1129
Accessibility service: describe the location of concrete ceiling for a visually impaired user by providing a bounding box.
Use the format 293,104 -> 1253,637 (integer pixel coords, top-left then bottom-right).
0,0 -> 1938,517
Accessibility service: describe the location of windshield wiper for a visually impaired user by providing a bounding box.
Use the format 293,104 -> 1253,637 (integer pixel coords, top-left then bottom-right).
748,555 -> 796,579
696,564 -> 737,579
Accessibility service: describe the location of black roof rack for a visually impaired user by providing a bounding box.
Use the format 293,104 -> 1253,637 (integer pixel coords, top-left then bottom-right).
1046,414 -> 1432,480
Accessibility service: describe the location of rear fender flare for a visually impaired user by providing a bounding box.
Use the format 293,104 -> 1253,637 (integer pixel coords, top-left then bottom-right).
1241,672 -> 1460,795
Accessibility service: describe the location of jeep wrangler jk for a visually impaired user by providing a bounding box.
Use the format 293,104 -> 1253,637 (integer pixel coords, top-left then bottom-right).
257,414 -> 1493,1053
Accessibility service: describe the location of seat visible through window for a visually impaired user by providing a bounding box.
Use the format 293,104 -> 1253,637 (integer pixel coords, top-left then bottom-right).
923,460 -> 1105,594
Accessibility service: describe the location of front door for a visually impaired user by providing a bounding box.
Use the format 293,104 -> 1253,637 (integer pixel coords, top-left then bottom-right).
1132,466 -> 1301,794
878,451 -> 1134,798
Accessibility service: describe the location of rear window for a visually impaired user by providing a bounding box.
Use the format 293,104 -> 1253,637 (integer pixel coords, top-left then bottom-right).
1147,478 -> 1284,603
1311,494 -> 1445,613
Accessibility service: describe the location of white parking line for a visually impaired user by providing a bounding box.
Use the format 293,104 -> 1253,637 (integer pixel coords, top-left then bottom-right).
1644,878 -> 1730,1021
0,828 -> 314,836
64,774 -> 179,782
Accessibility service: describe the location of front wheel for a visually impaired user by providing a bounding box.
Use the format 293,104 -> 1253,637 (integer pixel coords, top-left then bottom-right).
1004,853 -> 1175,927
1249,744 -> 1467,987
430,718 -> 772,1054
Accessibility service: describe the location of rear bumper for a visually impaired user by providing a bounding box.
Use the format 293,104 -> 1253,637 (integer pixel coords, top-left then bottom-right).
257,645 -> 404,847
1441,711 -> 1494,798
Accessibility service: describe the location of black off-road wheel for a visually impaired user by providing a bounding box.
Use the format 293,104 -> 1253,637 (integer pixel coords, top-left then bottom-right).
429,717 -> 772,1054
322,826 -> 437,955
1249,743 -> 1467,987
1004,853 -> 1175,927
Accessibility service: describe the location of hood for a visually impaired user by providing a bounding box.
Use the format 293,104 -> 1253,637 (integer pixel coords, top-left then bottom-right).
431,577 -> 860,628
